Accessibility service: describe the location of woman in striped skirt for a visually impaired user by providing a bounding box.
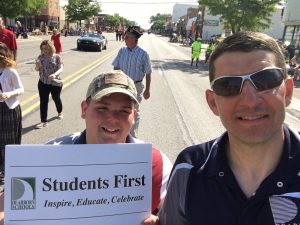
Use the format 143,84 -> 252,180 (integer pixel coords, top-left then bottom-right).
0,42 -> 24,179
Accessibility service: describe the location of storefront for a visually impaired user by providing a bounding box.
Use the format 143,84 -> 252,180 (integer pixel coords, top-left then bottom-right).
35,15 -> 59,31
282,0 -> 300,48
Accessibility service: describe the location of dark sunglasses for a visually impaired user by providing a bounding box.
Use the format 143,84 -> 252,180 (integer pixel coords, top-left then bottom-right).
210,67 -> 284,96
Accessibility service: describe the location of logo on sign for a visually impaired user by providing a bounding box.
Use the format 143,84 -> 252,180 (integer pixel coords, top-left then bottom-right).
11,177 -> 36,210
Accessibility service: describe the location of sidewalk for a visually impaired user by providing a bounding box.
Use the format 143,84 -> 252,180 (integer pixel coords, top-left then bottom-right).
16,34 -> 43,42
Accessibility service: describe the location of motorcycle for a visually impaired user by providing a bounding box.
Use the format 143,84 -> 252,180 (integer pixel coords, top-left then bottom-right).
169,33 -> 178,43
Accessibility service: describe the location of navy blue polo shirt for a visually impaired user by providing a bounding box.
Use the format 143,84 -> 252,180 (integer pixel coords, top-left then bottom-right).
159,125 -> 300,225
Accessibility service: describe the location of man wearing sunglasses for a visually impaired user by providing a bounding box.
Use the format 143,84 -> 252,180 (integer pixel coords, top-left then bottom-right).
143,32 -> 300,225
112,26 -> 152,138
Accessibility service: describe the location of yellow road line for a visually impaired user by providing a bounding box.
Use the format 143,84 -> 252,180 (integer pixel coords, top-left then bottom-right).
20,93 -> 39,106
21,49 -> 119,117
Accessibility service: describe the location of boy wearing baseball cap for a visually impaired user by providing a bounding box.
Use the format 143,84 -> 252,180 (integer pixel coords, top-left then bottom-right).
47,70 -> 172,213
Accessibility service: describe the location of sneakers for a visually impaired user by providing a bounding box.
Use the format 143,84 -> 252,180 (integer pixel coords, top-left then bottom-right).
57,113 -> 63,119
35,122 -> 48,129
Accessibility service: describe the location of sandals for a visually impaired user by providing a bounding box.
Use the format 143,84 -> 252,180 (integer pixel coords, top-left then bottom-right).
57,113 -> 63,119
35,122 -> 48,129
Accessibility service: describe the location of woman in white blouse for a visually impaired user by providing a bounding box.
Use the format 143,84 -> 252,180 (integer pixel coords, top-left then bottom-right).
0,42 -> 24,176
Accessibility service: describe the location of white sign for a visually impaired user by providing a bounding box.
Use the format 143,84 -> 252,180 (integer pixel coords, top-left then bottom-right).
203,20 -> 219,26
4,144 -> 152,225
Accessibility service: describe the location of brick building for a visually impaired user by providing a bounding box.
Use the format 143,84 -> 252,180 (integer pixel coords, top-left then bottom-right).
35,0 -> 60,31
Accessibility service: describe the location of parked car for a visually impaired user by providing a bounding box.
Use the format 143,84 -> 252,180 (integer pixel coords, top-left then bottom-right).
77,33 -> 107,51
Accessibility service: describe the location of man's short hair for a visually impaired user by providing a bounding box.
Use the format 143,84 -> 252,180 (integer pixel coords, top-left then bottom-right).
208,32 -> 287,82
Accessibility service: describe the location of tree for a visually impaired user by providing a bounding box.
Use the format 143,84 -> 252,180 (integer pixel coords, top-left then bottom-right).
105,15 -> 121,29
0,0 -> 24,20
198,0 -> 282,33
105,15 -> 132,30
64,0 -> 101,27
122,18 -> 132,28
0,0 -> 45,20
21,0 -> 47,17
0,0 -> 46,28
21,0 -> 47,29
150,13 -> 171,32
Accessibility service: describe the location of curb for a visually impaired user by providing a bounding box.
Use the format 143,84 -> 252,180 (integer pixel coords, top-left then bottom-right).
16,36 -> 43,43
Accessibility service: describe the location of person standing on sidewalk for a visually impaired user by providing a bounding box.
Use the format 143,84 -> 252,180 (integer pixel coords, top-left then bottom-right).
0,17 -> 17,61
35,40 -> 63,129
63,26 -> 68,37
112,26 -> 152,138
51,28 -> 62,55
191,37 -> 202,67
0,42 -> 24,186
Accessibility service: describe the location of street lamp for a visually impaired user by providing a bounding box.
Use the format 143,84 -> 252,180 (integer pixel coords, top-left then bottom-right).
195,12 -> 201,38
181,18 -> 185,35
196,7 -> 205,38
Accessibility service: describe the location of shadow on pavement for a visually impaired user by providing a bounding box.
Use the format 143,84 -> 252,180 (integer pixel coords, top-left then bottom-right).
22,116 -> 59,135
151,59 -> 209,76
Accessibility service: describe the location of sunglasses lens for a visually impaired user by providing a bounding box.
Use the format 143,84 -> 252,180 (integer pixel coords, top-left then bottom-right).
212,68 -> 284,96
252,69 -> 283,91
212,77 -> 242,96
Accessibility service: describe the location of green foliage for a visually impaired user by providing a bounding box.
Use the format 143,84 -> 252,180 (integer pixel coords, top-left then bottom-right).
105,15 -> 121,28
198,0 -> 282,33
22,0 -> 47,16
64,0 -> 101,22
0,0 -> 46,19
122,18 -> 132,28
150,13 -> 171,31
0,0 -> 24,18
105,15 -> 132,29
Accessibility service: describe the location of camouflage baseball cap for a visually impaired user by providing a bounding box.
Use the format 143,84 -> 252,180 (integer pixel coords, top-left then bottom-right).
86,70 -> 139,104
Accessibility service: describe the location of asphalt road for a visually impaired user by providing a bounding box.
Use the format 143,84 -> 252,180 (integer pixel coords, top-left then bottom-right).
17,32 -> 300,163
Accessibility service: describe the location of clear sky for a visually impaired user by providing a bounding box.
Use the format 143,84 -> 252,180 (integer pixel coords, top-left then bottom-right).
61,0 -> 198,29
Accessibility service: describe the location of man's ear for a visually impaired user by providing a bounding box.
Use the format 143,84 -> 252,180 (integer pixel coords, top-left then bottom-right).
284,78 -> 294,107
133,107 -> 137,118
81,100 -> 88,119
205,89 -> 220,116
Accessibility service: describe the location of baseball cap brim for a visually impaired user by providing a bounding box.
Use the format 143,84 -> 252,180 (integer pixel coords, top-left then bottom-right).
92,86 -> 139,105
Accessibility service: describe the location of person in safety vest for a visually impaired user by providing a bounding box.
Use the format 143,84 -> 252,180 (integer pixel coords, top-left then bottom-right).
191,37 -> 202,67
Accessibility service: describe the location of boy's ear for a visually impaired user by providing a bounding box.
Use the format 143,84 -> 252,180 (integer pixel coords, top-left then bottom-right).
81,100 -> 88,119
